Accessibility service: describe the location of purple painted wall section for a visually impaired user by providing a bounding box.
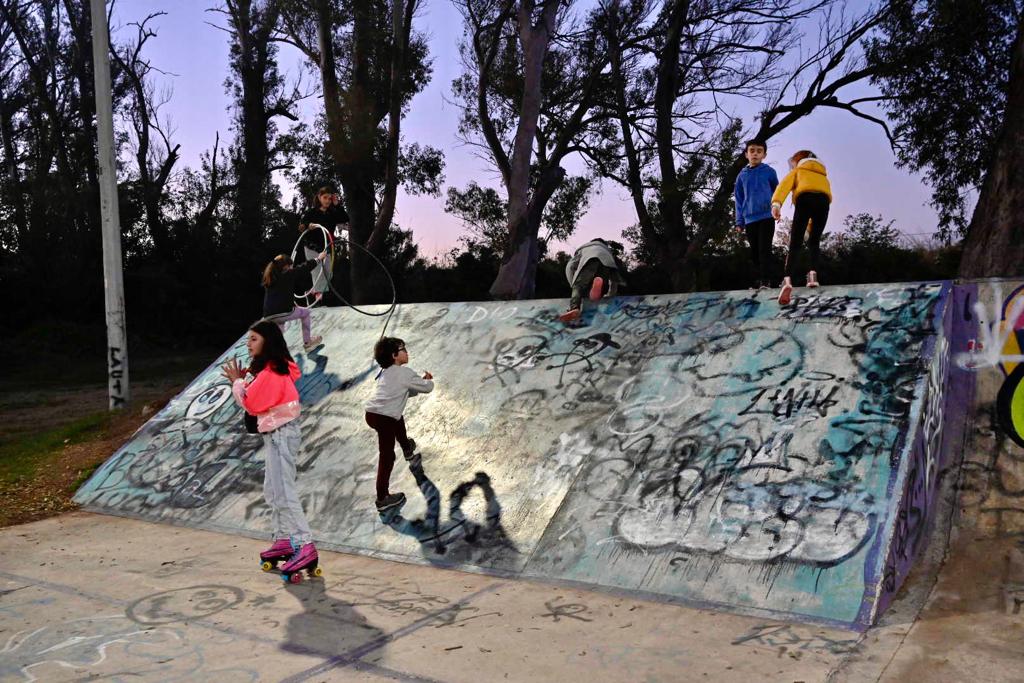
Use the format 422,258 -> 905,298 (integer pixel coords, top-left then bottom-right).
942,284 -> 981,469
875,283 -> 977,618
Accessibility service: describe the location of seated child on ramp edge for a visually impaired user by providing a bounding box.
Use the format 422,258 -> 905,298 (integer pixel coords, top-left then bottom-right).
365,337 -> 434,512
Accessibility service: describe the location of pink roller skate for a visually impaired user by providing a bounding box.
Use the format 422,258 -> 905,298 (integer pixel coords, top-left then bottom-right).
280,542 -> 321,584
259,538 -> 295,572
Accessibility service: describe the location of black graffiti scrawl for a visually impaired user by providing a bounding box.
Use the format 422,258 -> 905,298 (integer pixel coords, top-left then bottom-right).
76,284 -> 951,629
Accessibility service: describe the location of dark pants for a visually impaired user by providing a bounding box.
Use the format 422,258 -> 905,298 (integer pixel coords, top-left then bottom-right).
743,218 -> 775,285
785,192 -> 830,279
570,258 -> 619,310
365,412 -> 412,500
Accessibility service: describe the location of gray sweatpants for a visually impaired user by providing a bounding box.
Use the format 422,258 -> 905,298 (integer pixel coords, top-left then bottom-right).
262,420 -> 313,544
304,246 -> 332,294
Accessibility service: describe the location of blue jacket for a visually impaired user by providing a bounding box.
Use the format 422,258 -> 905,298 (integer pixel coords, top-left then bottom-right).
734,163 -> 779,226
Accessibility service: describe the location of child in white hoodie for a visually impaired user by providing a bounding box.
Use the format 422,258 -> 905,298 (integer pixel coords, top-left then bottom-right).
365,337 -> 434,511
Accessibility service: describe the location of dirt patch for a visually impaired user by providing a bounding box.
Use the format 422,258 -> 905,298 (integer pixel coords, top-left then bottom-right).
0,380 -> 192,528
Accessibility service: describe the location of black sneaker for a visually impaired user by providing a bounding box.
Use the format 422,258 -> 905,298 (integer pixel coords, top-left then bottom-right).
375,492 -> 406,512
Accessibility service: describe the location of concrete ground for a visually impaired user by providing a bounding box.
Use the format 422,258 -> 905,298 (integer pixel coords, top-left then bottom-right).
1,512 -> 1020,683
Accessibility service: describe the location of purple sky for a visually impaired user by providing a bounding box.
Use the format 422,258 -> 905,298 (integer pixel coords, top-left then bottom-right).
117,2 -> 943,259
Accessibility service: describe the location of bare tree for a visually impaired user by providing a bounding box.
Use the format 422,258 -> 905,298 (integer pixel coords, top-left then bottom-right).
691,3 -> 894,282
454,0 -> 614,299
0,12 -> 29,250
110,11 -> 180,257
1,0 -> 82,230
194,132 -> 237,233
592,0 -> 893,290
211,0 -> 302,248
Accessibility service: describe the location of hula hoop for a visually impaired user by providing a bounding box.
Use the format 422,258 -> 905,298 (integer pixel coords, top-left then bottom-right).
290,225 -> 335,308
291,223 -> 398,339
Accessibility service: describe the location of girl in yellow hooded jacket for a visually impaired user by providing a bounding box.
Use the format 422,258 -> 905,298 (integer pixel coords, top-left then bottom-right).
771,150 -> 832,305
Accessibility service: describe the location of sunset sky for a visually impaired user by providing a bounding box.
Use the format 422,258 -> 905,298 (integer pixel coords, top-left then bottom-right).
120,1 -> 944,258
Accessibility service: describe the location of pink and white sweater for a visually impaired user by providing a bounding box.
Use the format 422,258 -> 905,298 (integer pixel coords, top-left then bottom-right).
232,361 -> 302,433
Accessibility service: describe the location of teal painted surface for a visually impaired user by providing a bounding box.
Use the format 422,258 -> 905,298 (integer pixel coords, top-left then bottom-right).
75,283 -> 949,626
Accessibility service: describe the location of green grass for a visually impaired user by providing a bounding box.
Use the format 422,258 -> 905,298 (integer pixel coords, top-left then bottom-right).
0,412 -> 111,485
69,462 -> 102,492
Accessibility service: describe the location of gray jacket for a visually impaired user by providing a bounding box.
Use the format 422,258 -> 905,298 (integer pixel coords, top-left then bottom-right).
565,240 -> 625,286
365,365 -> 434,419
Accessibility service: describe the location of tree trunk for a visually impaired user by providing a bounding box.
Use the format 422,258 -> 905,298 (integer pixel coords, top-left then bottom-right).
61,0 -> 101,239
653,0 -> 690,278
230,0 -> 280,246
236,82 -> 271,244
340,167 -> 380,303
309,0 -> 397,304
369,0 -> 415,254
489,0 -> 560,300
959,22 -> 1024,279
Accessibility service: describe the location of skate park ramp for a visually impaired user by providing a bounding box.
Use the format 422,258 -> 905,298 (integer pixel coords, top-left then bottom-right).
75,282 -> 964,629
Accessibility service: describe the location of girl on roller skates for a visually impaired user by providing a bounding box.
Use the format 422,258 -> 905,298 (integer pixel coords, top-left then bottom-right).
221,320 -> 320,582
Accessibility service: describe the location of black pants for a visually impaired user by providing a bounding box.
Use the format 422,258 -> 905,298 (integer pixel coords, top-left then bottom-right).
365,412 -> 412,500
743,218 -> 775,285
570,258 -> 618,310
785,192 -> 830,279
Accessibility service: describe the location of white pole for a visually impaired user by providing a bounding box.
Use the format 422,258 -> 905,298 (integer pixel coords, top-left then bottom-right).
90,0 -> 128,409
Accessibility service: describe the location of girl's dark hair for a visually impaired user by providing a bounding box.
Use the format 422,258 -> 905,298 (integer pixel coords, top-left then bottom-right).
249,321 -> 295,375
790,150 -> 817,164
374,337 -> 405,369
262,254 -> 292,288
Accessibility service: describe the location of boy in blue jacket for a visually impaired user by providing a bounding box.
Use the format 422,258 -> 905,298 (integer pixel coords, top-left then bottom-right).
734,139 -> 779,289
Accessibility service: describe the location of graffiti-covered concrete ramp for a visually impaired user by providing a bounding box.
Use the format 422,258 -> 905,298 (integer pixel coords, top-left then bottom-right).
76,283 -> 958,629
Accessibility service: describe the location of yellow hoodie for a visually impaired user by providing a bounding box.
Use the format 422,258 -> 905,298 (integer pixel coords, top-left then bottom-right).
771,158 -> 832,208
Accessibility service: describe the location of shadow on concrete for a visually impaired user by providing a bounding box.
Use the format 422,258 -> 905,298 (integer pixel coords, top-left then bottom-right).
381,465 -> 521,568
281,577 -> 384,660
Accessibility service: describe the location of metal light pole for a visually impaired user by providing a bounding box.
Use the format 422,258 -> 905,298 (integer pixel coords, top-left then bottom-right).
90,0 -> 129,409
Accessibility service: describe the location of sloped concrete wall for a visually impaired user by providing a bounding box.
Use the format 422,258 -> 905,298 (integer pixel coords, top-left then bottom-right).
954,280 -> 1024,538
75,282 -> 952,628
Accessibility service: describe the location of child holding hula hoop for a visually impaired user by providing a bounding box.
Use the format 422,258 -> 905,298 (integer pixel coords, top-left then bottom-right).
299,186 -> 349,299
262,252 -> 327,353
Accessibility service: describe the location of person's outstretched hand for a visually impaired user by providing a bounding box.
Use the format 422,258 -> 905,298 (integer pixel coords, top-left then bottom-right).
317,250 -> 328,261
423,371 -> 433,380
221,357 -> 246,382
